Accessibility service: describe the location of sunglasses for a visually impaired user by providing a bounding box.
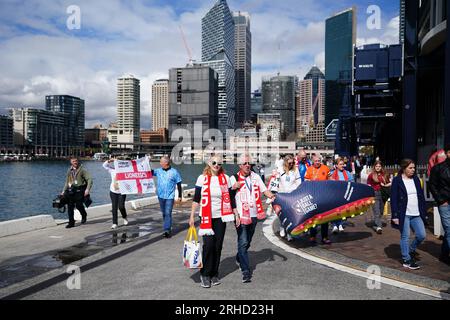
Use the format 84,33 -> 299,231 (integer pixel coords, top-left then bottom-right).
241,162 -> 252,166
288,162 -> 294,165
211,161 -> 222,166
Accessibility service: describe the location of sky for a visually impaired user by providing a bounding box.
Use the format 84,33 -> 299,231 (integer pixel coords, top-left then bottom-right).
0,0 -> 400,129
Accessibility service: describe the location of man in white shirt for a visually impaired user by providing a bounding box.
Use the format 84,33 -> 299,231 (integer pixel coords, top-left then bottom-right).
231,154 -> 275,283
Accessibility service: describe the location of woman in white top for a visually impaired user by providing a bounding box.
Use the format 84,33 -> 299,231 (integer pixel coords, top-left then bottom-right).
103,158 -> 128,229
189,156 -> 236,288
390,159 -> 427,270
277,155 -> 301,241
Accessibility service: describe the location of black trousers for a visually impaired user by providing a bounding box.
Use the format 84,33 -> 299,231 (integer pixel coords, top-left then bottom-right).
201,218 -> 226,278
67,198 -> 87,225
110,191 -> 127,224
309,222 -> 329,239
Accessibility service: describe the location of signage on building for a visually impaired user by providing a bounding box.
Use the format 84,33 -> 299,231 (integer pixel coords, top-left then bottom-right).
325,119 -> 339,139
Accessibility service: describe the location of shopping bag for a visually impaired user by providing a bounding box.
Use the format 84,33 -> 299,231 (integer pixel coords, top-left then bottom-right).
182,227 -> 203,269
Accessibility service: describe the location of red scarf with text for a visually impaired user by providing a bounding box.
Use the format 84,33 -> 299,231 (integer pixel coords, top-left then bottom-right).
199,174 -> 234,236
238,172 -> 265,225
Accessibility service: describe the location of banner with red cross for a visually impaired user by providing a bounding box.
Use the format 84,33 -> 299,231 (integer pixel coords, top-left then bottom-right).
114,157 -> 155,195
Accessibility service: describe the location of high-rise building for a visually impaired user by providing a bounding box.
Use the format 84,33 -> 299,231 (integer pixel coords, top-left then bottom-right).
168,65 -> 219,142
262,75 -> 298,138
297,66 -> 325,140
45,95 -> 85,148
257,113 -> 282,142
10,108 -> 70,156
250,89 -> 262,122
152,79 -> 169,131
201,0 -> 235,133
233,11 -> 251,128
0,115 -> 14,147
325,7 -> 356,127
400,0 -> 406,43
117,74 -> 140,144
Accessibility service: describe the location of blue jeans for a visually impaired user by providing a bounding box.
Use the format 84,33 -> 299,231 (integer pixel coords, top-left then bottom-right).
400,215 -> 426,261
438,204 -> 450,257
158,198 -> 174,233
236,217 -> 257,276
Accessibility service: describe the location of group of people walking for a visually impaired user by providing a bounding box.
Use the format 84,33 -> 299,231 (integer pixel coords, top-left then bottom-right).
59,145 -> 450,287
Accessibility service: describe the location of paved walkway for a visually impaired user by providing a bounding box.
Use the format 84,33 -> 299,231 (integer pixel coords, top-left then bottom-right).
0,202 -> 447,300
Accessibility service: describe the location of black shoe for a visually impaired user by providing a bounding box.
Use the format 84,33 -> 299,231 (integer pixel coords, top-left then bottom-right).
66,224 -> 75,229
200,275 -> 211,288
211,277 -> 221,286
163,231 -> 172,238
439,255 -> 450,265
242,274 -> 252,283
402,259 -> 420,270
409,251 -> 420,260
81,218 -> 87,224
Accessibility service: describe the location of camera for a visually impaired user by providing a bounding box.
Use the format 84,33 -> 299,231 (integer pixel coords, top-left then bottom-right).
52,195 -> 67,213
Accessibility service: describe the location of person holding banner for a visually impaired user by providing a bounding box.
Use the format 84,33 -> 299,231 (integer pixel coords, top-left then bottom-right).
189,156 -> 236,288
103,158 -> 128,229
231,154 -> 275,283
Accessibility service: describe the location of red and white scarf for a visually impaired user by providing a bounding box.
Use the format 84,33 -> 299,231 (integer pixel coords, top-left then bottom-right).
199,174 -> 234,236
238,172 -> 265,225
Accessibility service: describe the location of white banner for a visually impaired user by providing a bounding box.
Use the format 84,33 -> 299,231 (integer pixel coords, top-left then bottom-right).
114,157 -> 155,195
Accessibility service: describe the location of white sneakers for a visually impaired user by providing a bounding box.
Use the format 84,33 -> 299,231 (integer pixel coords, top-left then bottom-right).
279,227 -> 286,238
332,225 -> 345,234
287,234 -> 293,242
123,219 -> 129,226
111,224 -> 118,230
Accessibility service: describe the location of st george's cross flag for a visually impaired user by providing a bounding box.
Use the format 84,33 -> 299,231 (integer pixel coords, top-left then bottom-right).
114,157 -> 155,195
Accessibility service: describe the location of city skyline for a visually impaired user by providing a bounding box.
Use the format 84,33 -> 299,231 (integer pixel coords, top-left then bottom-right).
0,0 -> 400,129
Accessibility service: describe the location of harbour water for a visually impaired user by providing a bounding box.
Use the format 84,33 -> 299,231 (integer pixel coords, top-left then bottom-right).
0,161 -> 239,222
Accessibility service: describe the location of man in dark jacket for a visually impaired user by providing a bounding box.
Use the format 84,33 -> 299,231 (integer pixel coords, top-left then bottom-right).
429,145 -> 450,264
62,157 -> 93,228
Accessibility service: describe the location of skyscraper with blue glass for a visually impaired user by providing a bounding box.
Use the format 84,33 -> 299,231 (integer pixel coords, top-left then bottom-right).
324,7 -> 356,127
201,0 -> 235,133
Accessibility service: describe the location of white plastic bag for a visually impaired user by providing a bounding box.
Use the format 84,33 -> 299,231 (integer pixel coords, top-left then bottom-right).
183,227 -> 203,269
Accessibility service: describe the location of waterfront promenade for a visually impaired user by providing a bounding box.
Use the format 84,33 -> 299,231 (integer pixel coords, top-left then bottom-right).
0,198 -> 448,301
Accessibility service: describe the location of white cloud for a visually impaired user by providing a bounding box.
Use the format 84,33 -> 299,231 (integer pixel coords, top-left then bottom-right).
0,0 -> 400,128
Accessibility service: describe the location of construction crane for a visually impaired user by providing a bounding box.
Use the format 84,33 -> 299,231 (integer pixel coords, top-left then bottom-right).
179,25 -> 195,66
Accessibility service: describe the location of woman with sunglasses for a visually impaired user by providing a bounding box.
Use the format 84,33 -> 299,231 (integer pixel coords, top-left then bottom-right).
277,155 -> 301,241
189,156 -> 237,288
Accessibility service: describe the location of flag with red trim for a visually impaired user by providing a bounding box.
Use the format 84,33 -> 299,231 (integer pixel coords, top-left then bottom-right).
114,157 -> 155,195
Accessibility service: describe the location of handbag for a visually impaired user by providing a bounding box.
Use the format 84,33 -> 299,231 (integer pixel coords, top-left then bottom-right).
380,186 -> 391,203
182,226 -> 203,269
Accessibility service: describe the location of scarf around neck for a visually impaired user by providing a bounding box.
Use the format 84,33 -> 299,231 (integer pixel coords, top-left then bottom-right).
199,173 -> 234,236
237,172 -> 265,225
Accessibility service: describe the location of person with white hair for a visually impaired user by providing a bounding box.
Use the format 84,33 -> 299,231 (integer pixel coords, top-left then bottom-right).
153,156 -> 182,238
230,154 -> 275,283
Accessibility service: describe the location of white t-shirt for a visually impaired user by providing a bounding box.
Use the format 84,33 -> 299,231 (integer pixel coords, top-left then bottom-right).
195,174 -> 232,219
278,169 -> 301,193
230,172 -> 267,218
403,177 -> 420,216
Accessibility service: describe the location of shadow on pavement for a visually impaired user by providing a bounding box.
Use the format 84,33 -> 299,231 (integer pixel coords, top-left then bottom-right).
189,248 -> 288,283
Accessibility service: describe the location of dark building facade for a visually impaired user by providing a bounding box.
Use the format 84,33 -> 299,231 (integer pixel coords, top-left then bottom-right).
250,89 -> 262,123
45,95 -> 85,148
403,0 -> 449,164
234,11 -> 252,128
324,8 -> 356,128
168,65 -> 219,143
262,75 -> 297,138
0,115 -> 14,147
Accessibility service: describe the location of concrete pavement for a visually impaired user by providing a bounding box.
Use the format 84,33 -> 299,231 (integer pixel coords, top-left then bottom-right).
0,201 -> 445,300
